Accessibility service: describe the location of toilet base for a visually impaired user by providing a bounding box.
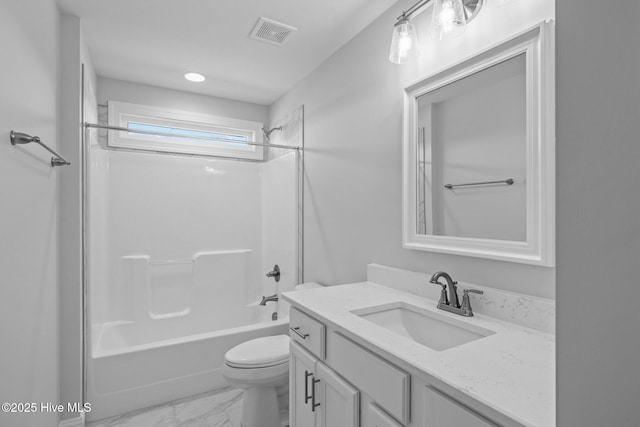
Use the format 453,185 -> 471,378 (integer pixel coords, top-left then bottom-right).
240,386 -> 281,427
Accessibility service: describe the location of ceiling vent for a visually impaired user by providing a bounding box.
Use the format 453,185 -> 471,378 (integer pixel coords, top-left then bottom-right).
249,17 -> 297,46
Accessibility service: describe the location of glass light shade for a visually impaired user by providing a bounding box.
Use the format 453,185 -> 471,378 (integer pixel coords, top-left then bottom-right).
430,0 -> 467,40
389,20 -> 419,64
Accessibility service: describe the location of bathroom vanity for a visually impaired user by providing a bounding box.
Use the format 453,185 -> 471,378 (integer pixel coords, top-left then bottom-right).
283,266 -> 555,427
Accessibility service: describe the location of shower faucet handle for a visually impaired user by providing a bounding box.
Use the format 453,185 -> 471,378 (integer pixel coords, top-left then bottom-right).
266,264 -> 280,282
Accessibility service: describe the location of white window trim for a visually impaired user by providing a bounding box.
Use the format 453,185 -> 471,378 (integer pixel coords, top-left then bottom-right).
107,101 -> 264,160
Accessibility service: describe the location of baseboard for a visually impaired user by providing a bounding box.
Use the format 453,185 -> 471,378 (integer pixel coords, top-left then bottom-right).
59,412 -> 85,427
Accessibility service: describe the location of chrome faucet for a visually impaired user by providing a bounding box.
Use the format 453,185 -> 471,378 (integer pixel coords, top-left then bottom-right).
429,271 -> 483,317
430,271 -> 460,308
259,294 -> 278,306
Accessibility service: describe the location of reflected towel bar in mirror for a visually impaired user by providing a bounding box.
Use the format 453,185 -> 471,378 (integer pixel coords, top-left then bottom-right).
444,179 -> 514,190
10,130 -> 71,167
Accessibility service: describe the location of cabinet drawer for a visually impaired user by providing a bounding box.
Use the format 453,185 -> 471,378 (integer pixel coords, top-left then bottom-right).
328,332 -> 410,424
367,402 -> 403,427
424,387 -> 498,427
290,307 -> 326,360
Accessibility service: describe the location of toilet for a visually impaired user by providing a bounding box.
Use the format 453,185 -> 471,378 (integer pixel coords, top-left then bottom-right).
223,283 -> 323,427
223,334 -> 290,427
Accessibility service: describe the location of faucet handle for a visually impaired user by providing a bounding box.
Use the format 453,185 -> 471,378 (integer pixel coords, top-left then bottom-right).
266,264 -> 281,282
460,288 -> 484,316
431,281 -> 449,306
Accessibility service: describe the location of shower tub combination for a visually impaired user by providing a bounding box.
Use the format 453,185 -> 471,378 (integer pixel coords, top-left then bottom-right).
84,102 -> 303,421
88,297 -> 288,421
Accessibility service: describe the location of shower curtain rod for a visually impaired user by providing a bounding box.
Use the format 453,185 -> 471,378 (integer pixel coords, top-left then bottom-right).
84,122 -> 301,151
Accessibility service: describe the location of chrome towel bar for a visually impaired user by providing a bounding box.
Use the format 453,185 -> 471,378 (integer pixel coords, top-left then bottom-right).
444,178 -> 514,190
10,130 -> 70,167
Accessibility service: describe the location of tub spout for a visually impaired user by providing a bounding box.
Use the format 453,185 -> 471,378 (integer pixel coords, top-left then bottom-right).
259,294 -> 278,306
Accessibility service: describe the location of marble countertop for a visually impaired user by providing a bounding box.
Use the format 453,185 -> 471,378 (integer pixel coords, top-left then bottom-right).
282,282 -> 555,427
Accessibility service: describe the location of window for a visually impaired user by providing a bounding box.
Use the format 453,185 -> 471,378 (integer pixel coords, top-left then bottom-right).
107,101 -> 264,160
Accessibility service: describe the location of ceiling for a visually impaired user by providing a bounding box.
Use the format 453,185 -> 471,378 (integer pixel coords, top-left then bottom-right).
57,0 -> 400,105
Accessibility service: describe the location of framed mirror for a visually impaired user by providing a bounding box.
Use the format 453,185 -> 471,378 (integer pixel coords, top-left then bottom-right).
402,21 -> 555,266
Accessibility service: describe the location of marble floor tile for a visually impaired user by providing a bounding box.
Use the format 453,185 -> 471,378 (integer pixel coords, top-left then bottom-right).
87,388 -> 243,427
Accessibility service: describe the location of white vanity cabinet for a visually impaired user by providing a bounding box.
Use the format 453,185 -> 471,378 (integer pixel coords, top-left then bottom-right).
424,387 -> 498,427
326,331 -> 410,425
290,341 -> 359,427
289,307 -> 409,427
289,306 -> 521,427
367,402 -> 404,427
290,341 -> 317,427
289,308 -> 359,427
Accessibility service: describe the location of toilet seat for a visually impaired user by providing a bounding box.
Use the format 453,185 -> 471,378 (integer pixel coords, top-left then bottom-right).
225,335 -> 289,368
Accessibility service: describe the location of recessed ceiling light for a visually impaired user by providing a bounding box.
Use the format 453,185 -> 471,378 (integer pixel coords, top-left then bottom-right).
184,72 -> 206,82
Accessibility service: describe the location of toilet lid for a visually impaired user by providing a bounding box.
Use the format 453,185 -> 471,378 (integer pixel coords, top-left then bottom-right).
225,335 -> 290,368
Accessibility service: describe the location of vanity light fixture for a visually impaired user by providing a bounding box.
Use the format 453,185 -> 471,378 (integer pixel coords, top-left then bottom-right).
389,0 -> 484,64
184,72 -> 206,82
389,16 -> 420,64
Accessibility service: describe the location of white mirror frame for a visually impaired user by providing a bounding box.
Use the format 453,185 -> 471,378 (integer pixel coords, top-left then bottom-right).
402,21 -> 555,266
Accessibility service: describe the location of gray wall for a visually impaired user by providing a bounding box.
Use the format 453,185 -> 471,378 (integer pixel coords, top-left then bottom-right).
270,0 -> 555,299
97,77 -> 268,125
0,0 -> 60,426
556,1 -> 640,426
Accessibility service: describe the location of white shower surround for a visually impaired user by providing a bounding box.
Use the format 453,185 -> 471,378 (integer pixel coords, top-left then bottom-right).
86,126 -> 300,421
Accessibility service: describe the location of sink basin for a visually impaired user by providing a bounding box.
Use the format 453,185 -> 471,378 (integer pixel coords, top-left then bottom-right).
352,302 -> 495,351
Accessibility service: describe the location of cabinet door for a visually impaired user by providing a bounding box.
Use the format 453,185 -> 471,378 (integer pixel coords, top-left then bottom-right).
367,402 -> 403,427
315,361 -> 359,427
291,341 -> 318,427
424,387 -> 498,427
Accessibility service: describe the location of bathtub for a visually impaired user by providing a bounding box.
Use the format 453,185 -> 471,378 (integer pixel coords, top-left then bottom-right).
86,304 -> 289,422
